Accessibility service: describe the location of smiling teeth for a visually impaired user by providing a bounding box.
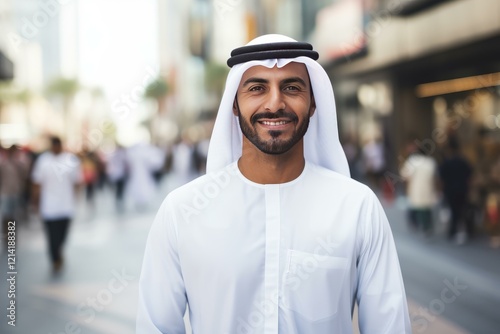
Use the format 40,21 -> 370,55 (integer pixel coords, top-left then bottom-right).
262,121 -> 287,126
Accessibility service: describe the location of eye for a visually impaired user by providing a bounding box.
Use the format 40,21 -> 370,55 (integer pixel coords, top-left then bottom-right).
249,85 -> 264,92
284,85 -> 300,91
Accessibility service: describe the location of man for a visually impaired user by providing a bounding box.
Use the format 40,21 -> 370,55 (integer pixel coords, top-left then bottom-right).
31,136 -> 82,272
0,145 -> 30,251
137,34 -> 411,333
438,138 -> 473,244
400,144 -> 438,237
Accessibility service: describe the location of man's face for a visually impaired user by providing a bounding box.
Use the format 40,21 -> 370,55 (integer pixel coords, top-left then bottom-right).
51,143 -> 62,155
233,62 -> 315,155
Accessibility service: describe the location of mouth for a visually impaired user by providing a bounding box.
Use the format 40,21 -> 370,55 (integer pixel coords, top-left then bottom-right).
257,119 -> 293,130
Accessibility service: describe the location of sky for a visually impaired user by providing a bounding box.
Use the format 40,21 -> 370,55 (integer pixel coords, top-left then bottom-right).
77,0 -> 160,101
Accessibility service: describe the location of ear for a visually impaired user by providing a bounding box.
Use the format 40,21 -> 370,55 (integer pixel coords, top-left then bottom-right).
232,97 -> 239,116
309,95 -> 316,117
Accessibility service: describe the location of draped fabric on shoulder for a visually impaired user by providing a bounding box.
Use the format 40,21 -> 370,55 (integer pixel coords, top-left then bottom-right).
206,34 -> 350,177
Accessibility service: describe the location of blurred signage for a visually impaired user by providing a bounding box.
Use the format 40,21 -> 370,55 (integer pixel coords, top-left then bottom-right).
0,51 -> 14,80
314,0 -> 367,63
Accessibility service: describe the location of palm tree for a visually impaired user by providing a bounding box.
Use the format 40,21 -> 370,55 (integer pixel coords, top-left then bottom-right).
144,77 -> 169,142
0,81 -> 32,129
144,76 -> 169,113
45,77 -> 80,139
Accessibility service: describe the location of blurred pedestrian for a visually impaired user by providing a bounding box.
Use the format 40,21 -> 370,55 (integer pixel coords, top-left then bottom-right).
487,151 -> 500,248
170,134 -> 198,189
31,137 -> 82,273
361,137 -> 386,191
80,147 -> 105,209
400,145 -> 439,237
192,137 -> 210,175
125,141 -> 165,210
0,145 -> 30,250
137,34 -> 411,333
438,138 -> 473,244
106,144 -> 128,212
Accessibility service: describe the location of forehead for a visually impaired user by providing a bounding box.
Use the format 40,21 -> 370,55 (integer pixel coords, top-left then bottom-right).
239,62 -> 310,84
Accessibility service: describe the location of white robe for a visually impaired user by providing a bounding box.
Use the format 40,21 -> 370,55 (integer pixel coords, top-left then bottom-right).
124,143 -> 165,207
137,162 -> 411,333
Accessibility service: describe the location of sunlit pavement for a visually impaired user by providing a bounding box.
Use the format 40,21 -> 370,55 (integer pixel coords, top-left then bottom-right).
1,177 -> 499,334
386,196 -> 500,334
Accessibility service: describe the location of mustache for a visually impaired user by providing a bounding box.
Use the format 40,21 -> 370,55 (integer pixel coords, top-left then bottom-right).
250,110 -> 298,124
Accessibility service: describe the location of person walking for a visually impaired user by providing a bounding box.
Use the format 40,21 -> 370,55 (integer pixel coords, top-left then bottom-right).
361,137 -> 386,192
137,34 -> 411,333
438,138 -> 473,244
124,140 -> 165,211
106,144 -> 128,212
0,145 -> 30,250
400,145 -> 439,237
31,137 -> 82,273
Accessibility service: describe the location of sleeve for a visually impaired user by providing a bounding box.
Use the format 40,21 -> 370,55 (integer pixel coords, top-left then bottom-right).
356,192 -> 412,333
136,198 -> 187,334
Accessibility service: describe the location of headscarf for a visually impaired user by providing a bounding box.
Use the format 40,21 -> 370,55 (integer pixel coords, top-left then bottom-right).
206,34 -> 350,177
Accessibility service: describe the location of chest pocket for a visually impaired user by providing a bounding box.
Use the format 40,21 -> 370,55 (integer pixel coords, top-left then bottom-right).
282,249 -> 349,322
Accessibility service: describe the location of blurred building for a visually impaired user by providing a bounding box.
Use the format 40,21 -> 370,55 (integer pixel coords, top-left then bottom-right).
316,0 -> 500,171
155,0 -> 500,175
12,0 -> 79,85
0,0 -> 82,148
0,0 -> 14,82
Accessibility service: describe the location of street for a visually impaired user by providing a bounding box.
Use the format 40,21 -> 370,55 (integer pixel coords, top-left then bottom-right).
1,177 -> 499,334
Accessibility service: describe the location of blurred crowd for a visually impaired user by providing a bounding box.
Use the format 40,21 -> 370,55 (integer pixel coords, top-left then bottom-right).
0,135 -> 209,262
344,131 -> 500,248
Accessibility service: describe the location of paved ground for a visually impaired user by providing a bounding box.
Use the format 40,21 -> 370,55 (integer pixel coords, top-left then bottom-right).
0,175 -> 499,334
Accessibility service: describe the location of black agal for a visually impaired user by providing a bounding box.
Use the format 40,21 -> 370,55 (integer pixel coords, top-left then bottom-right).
227,42 -> 319,67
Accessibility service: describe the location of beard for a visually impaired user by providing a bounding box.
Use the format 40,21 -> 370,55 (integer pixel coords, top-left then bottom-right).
236,106 -> 310,155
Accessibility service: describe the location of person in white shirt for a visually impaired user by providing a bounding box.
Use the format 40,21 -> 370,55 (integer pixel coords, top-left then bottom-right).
31,137 -> 82,273
124,141 -> 165,211
137,34 -> 411,333
400,146 -> 439,236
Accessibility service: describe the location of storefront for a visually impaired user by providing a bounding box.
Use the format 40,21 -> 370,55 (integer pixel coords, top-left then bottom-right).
330,33 -> 500,176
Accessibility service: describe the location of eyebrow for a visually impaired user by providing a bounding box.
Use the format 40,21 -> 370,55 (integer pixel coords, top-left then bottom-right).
241,76 -> 308,87
281,77 -> 307,87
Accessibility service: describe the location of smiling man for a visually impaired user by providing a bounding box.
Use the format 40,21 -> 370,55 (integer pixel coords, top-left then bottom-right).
136,34 -> 411,334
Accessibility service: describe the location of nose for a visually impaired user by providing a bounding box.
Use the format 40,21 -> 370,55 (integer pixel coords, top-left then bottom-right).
264,86 -> 286,112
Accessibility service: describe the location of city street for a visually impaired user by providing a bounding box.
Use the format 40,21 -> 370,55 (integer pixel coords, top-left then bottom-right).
1,177 -> 499,334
